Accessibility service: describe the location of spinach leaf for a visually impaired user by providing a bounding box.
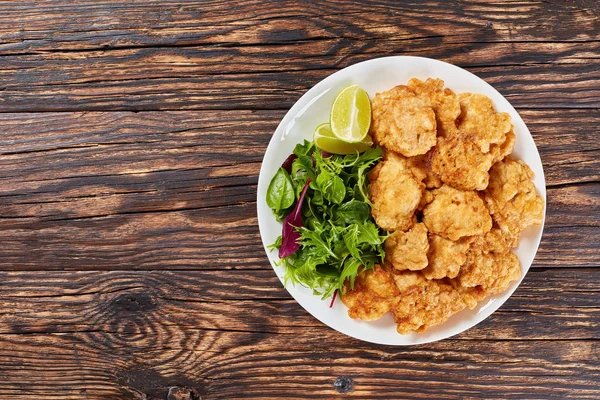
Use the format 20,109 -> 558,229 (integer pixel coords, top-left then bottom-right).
266,167 -> 295,212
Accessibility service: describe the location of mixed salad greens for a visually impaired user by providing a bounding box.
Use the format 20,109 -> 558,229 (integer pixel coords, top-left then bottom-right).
266,139 -> 388,300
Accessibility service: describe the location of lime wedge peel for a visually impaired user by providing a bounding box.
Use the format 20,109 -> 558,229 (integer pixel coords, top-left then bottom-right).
330,85 -> 372,143
313,122 -> 372,155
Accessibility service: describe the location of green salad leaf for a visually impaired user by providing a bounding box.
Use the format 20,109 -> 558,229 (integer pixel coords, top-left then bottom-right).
266,141 -> 387,299
266,167 -> 295,213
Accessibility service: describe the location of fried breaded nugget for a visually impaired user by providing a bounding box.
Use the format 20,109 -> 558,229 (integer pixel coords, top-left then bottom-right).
406,153 -> 443,189
418,189 -> 435,211
408,78 -> 461,137
391,271 -> 467,334
369,153 -> 424,232
458,229 -> 521,295
423,235 -> 473,279
450,282 -> 488,309
484,158 -> 544,247
385,223 -> 429,271
341,265 -> 399,321
370,85 -> 437,157
382,149 -> 442,189
422,185 -> 492,241
457,93 -> 512,153
489,129 -> 516,164
427,134 -> 494,191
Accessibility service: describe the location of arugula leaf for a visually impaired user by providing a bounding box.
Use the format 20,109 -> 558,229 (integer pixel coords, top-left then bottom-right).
339,257 -> 362,290
293,140 -> 315,157
357,221 -> 386,245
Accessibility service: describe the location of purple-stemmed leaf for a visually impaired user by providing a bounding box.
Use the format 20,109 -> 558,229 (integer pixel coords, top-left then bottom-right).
279,178 -> 311,258
320,149 -> 332,158
281,154 -> 297,174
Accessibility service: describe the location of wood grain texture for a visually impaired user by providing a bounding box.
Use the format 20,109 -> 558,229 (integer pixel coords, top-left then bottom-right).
0,47 -> 598,112
0,110 -> 598,270
1,268 -> 598,339
0,1 -> 598,112
0,268 -> 597,399
0,0 -> 598,54
0,333 -> 596,399
1,0 -> 599,398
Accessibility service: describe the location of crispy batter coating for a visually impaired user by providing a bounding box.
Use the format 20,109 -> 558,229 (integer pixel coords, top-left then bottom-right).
451,282 -> 488,309
458,229 -> 521,295
422,185 -> 492,241
427,134 -> 494,191
341,265 -> 399,321
418,189 -> 435,211
385,223 -> 429,271
484,158 -> 544,247
406,153 -> 443,189
391,271 -> 467,334
408,78 -> 461,137
383,149 -> 442,189
368,153 -> 424,232
370,85 -> 437,157
490,129 -> 516,164
423,235 -> 473,280
457,93 -> 512,153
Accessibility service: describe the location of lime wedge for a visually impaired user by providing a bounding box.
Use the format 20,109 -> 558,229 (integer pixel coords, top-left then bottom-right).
330,85 -> 371,143
314,122 -> 372,154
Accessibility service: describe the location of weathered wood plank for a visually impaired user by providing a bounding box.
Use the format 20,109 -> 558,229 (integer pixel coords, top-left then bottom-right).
0,46 -> 598,111
0,0 -> 598,54
0,268 -> 598,398
0,109 -> 597,191
0,333 -> 598,399
0,268 -> 597,340
0,110 -> 598,270
0,204 -> 596,270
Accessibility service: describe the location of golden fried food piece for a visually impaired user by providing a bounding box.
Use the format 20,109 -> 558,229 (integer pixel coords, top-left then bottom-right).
418,189 -> 435,211
458,229 -> 521,295
484,158 -> 544,247
457,93 -> 512,153
371,85 -> 437,157
423,235 -> 473,279
391,271 -> 467,334
382,149 -> 442,189
408,78 -> 461,137
489,129 -> 516,164
406,153 -> 443,189
427,134 -> 494,191
385,223 -> 429,271
369,153 -> 424,232
422,185 -> 492,241
451,282 -> 488,309
341,265 -> 399,321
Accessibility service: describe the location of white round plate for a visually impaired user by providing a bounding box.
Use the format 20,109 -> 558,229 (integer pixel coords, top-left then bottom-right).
256,56 -> 546,345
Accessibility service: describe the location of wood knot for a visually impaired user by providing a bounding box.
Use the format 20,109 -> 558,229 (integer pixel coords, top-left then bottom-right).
167,386 -> 202,400
333,376 -> 354,393
111,291 -> 156,313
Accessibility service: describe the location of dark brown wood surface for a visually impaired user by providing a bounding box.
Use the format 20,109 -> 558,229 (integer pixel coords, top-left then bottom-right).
0,1 -> 598,399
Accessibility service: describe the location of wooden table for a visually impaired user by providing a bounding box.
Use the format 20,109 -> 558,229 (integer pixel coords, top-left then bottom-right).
0,1 -> 598,399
